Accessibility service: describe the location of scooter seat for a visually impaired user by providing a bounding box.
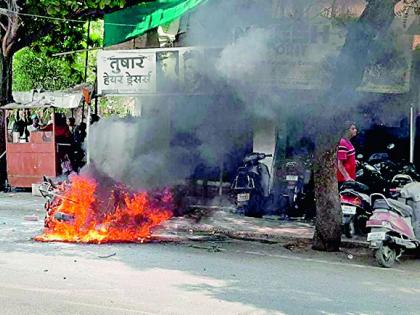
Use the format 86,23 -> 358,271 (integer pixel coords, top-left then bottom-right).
374,198 -> 413,218
339,181 -> 370,194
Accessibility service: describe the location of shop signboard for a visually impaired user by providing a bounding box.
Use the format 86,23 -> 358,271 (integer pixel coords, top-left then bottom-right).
97,47 -> 216,95
97,50 -> 157,95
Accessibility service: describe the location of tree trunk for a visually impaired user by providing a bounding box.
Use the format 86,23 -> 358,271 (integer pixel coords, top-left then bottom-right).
0,53 -> 14,106
333,0 -> 400,92
0,53 -> 14,189
312,0 -> 399,251
312,144 -> 341,251
0,54 -> 10,189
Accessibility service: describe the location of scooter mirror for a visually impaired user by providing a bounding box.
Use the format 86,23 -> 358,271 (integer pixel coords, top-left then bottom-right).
387,143 -> 395,150
356,154 -> 364,160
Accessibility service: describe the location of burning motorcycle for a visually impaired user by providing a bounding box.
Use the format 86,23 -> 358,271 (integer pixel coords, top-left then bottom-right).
38,176 -> 74,227
231,152 -> 272,218
36,175 -> 173,243
367,182 -> 420,268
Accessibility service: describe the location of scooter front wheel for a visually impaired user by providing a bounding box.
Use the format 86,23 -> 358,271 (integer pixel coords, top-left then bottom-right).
374,244 -> 397,268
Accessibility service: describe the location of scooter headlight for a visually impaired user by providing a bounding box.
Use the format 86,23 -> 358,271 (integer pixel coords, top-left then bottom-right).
381,221 -> 392,229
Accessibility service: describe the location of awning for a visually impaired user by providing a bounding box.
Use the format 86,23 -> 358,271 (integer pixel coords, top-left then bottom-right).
104,0 -> 207,47
3,90 -> 84,110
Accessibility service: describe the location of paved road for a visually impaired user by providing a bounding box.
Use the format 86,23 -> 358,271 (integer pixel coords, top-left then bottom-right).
1,194 -> 420,314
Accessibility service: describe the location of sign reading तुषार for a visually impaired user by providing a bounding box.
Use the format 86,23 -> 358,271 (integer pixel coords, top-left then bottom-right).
97,50 -> 157,95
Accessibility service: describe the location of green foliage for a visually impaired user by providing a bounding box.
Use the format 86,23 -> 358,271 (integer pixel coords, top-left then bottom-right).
99,96 -> 135,117
13,48 -> 83,91
0,0 -> 132,60
72,21 -> 104,84
13,20 -> 104,91
38,0 -> 127,14
0,0 -> 142,102
0,0 -> 150,102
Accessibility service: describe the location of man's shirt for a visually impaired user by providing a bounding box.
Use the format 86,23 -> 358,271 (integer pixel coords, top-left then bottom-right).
337,138 -> 356,182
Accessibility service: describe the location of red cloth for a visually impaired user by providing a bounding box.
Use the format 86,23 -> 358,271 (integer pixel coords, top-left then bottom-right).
41,124 -> 71,139
55,125 -> 71,138
42,124 -> 53,132
337,138 -> 356,182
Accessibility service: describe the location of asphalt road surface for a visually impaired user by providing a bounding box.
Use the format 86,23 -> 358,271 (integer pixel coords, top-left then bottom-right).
0,195 -> 420,315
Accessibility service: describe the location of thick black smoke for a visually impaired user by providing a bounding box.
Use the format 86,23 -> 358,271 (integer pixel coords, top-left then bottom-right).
87,0 -> 414,189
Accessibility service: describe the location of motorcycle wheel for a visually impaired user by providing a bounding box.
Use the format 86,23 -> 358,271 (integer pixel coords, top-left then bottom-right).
343,221 -> 355,238
236,206 -> 245,216
244,195 -> 262,218
374,244 -> 397,268
355,216 -> 369,236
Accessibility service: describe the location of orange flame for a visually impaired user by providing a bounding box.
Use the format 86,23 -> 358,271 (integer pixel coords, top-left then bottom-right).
35,176 -> 173,243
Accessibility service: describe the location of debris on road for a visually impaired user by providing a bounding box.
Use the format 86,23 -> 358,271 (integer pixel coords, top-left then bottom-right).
189,244 -> 225,252
284,243 -> 295,251
98,253 -> 116,259
23,215 -> 39,221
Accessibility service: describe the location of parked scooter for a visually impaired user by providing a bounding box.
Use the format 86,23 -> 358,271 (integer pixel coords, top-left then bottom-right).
278,159 -> 314,219
366,182 -> 420,268
389,174 -> 415,194
364,143 -> 420,191
231,152 -> 272,218
355,155 -> 390,195
339,181 -> 372,238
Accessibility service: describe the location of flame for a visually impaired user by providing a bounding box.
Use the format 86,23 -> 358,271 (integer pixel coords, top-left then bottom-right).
35,176 -> 173,243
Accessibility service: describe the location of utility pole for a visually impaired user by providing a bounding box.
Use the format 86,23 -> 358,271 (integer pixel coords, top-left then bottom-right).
84,18 -> 91,82
410,105 -> 415,163
81,19 -> 91,122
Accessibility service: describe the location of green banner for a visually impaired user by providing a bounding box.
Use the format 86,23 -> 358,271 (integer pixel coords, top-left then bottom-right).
104,0 -> 206,47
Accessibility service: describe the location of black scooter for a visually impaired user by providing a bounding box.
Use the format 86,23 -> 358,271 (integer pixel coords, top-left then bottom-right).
356,155 -> 389,195
357,143 -> 420,196
277,159 -> 315,219
231,153 -> 272,218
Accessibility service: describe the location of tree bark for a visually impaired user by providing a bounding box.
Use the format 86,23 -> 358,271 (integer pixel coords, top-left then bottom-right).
313,145 -> 341,251
0,53 -> 14,105
0,53 -> 11,188
312,0 -> 399,251
333,0 -> 400,92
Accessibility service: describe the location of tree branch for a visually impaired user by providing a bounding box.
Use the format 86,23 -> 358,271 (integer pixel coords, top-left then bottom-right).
2,0 -> 22,55
12,2 -> 153,53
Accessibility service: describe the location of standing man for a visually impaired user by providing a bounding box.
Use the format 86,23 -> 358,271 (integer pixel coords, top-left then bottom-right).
337,122 -> 358,185
67,117 -> 76,135
27,114 -> 41,132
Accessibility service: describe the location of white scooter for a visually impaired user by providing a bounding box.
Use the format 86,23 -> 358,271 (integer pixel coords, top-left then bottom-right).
367,182 -> 420,267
